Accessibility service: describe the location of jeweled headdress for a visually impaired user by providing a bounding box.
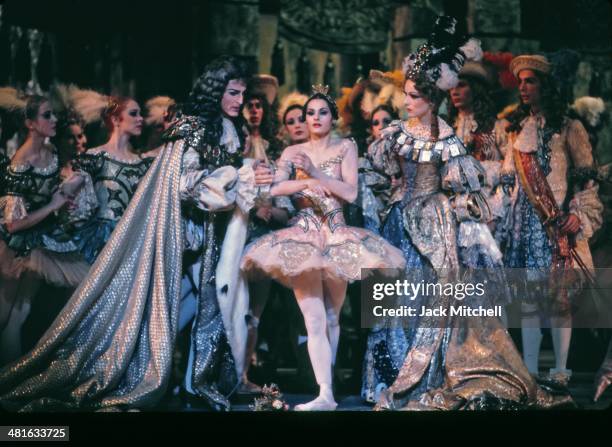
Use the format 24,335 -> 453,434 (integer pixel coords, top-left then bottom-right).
402,16 -> 482,91
307,84 -> 338,119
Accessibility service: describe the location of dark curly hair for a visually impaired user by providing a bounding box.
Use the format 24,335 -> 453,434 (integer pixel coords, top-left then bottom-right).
370,104 -> 398,124
183,55 -> 251,147
411,74 -> 447,142
506,71 -> 566,134
52,109 -> 85,167
24,95 -> 48,122
447,76 -> 496,133
243,91 -> 281,159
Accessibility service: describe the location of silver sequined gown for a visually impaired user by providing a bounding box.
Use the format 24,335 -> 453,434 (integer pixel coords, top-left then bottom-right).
364,118 -> 572,410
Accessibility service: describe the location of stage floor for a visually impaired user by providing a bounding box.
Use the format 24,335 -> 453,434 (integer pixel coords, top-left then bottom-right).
159,371 -> 611,412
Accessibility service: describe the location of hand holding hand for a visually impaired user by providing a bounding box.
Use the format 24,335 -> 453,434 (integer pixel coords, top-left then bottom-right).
305,178 -> 331,197
255,205 -> 272,222
292,151 -> 316,176
254,162 -> 274,185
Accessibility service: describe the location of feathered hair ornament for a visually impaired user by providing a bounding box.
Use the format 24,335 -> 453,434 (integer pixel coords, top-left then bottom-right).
571,97 -> 606,128
360,70 -> 406,119
67,86 -> 109,125
0,87 -> 27,113
145,96 -> 177,127
402,15 -> 482,91
48,83 -> 85,127
278,91 -> 308,123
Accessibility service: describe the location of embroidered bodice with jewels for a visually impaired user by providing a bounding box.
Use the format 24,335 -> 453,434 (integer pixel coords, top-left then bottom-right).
73,150 -> 154,222
2,153 -> 60,217
279,140 -> 352,232
370,118 -> 490,223
0,152 -> 77,254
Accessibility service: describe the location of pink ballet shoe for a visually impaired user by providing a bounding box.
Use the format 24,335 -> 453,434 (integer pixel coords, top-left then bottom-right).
594,374 -> 611,402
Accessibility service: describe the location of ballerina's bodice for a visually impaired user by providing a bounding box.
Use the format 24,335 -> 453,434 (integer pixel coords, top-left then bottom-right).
73,151 -> 153,222
4,155 -> 60,213
291,149 -> 347,231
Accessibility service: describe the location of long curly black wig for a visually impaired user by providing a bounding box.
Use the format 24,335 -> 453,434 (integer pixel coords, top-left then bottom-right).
506,71 -> 566,134
243,91 -> 282,159
183,55 -> 252,146
447,75 -> 497,133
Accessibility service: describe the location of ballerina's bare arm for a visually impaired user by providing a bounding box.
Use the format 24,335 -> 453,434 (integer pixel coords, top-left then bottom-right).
269,146 -> 314,197
4,191 -> 67,234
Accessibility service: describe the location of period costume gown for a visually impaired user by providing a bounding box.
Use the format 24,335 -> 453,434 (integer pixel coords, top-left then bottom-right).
361,118 -> 571,410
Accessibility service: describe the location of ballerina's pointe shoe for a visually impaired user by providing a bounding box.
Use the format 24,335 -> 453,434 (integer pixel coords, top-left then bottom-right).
294,395 -> 338,411
594,374 -> 611,402
237,379 -> 262,395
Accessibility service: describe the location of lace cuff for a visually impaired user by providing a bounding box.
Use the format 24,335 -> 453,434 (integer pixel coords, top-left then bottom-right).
452,191 -> 491,223
63,172 -> 98,225
1,195 -> 27,225
569,183 -> 603,240
236,163 -> 257,213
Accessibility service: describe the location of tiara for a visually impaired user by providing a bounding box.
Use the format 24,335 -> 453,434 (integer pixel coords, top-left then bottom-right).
311,84 -> 330,96
308,84 -> 338,118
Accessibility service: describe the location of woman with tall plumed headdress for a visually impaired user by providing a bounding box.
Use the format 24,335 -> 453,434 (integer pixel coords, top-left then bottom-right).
363,16 -> 572,410
0,56 -> 273,411
241,85 -> 406,410
60,88 -> 154,264
0,89 -> 89,366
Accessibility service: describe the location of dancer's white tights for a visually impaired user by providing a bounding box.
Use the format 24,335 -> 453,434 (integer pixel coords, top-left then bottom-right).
521,303 -> 572,374
293,272 -> 346,406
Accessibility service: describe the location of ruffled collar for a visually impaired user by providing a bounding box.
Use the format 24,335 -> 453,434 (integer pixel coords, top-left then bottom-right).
220,117 -> 241,154
400,117 -> 454,141
515,114 -> 546,154
10,150 -> 58,175
454,112 -> 479,144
